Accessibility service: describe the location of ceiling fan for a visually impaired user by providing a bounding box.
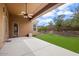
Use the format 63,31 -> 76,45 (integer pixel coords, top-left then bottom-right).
19,4 -> 33,19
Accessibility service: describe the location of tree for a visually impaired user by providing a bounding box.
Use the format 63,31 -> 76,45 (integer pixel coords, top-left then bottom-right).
54,15 -> 64,31
70,5 -> 79,31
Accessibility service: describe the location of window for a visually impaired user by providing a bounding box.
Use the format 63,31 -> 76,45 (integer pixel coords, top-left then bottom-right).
33,24 -> 36,31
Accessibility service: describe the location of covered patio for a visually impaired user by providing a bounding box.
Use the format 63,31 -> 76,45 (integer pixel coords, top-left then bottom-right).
0,3 -> 79,56
0,3 -> 63,48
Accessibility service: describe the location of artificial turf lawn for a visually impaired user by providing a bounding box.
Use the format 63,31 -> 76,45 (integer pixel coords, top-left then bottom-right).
36,33 -> 79,53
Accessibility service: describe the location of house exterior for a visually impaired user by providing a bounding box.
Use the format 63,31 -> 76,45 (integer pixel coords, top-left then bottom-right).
0,3 -> 63,48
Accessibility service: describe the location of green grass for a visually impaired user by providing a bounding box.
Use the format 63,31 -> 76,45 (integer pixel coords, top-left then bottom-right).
35,33 -> 79,53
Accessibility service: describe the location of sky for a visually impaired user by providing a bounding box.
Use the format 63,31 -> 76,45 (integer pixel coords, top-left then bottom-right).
36,3 -> 79,26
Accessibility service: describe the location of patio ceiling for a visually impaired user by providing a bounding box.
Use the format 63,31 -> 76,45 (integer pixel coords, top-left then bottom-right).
6,3 -> 63,19
6,3 -> 47,16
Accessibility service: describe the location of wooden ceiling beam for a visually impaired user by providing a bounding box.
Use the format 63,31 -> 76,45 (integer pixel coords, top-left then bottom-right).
32,3 -> 58,19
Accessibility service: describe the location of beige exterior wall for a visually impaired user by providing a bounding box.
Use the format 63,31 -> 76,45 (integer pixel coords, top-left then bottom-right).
0,4 -> 9,48
9,16 -> 33,37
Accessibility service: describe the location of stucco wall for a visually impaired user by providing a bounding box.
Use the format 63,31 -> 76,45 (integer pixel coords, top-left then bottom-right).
0,4 -> 9,48
9,16 -> 33,37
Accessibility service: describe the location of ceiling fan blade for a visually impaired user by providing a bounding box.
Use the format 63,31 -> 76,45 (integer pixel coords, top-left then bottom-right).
18,11 -> 26,16
21,11 -> 26,14
24,15 -> 28,18
28,15 -> 32,18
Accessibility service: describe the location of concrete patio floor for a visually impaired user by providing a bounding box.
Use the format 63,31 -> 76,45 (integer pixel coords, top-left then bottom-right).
0,37 -> 79,56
